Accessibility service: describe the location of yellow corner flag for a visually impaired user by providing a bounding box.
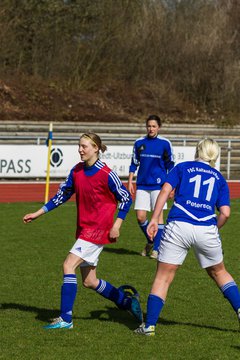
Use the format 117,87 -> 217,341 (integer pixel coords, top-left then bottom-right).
44,122 -> 53,204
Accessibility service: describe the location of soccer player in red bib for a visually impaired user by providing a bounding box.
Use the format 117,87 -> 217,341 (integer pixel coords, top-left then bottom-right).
23,132 -> 142,329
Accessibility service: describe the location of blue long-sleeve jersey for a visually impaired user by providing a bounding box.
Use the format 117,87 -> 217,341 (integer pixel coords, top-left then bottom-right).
43,159 -> 132,220
166,160 -> 230,226
129,135 -> 175,190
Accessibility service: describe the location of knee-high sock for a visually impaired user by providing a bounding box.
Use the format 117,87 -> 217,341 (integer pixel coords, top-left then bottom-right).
138,220 -> 151,244
95,279 -> 132,310
220,281 -> 240,313
153,224 -> 164,251
145,294 -> 165,327
60,274 -> 77,323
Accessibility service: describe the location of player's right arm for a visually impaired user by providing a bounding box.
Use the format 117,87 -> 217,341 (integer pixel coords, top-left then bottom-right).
42,167 -> 75,213
128,141 -> 139,195
23,167 -> 75,224
147,182 -> 173,239
23,208 -> 45,223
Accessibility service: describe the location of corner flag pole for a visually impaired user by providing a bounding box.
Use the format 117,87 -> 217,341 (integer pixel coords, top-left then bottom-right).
44,122 -> 53,204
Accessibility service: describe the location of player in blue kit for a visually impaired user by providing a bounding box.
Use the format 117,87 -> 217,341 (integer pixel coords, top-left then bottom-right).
135,138 -> 240,336
128,115 -> 174,259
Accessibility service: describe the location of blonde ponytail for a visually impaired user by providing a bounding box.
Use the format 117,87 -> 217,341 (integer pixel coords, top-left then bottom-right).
195,138 -> 219,168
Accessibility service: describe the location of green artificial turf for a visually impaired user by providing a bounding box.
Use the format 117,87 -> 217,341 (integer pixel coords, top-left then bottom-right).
1,200 -> 240,359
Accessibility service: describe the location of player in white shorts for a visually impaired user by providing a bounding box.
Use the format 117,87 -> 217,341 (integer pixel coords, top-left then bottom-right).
128,115 -> 174,259
134,138 -> 240,336
23,132 -> 143,330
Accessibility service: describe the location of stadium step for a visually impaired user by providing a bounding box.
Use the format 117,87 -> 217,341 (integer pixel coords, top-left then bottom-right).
0,120 -> 239,179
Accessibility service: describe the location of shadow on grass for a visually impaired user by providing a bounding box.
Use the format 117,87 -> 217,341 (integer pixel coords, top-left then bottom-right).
159,317 -> 239,333
103,247 -> 140,256
1,302 -> 239,333
231,345 -> 240,350
80,306 -> 141,329
0,303 -> 138,329
0,302 -> 59,322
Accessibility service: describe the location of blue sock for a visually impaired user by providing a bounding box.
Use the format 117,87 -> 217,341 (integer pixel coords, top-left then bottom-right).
145,294 -> 165,327
60,274 -> 77,323
153,224 -> 164,251
221,281 -> 240,313
139,220 -> 151,244
95,279 -> 132,310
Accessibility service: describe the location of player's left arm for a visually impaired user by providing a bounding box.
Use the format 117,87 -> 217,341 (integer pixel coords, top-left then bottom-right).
216,178 -> 231,229
109,218 -> 123,240
108,171 -> 132,240
163,141 -> 175,172
217,205 -> 230,229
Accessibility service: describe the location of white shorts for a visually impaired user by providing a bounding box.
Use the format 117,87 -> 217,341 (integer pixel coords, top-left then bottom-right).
158,221 -> 223,268
134,189 -> 167,211
70,238 -> 104,267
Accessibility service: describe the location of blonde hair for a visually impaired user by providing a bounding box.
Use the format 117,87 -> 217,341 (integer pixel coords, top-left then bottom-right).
80,132 -> 107,153
195,138 -> 219,168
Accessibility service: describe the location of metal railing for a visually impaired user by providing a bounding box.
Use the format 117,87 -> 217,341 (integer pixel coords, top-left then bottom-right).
0,135 -> 239,180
